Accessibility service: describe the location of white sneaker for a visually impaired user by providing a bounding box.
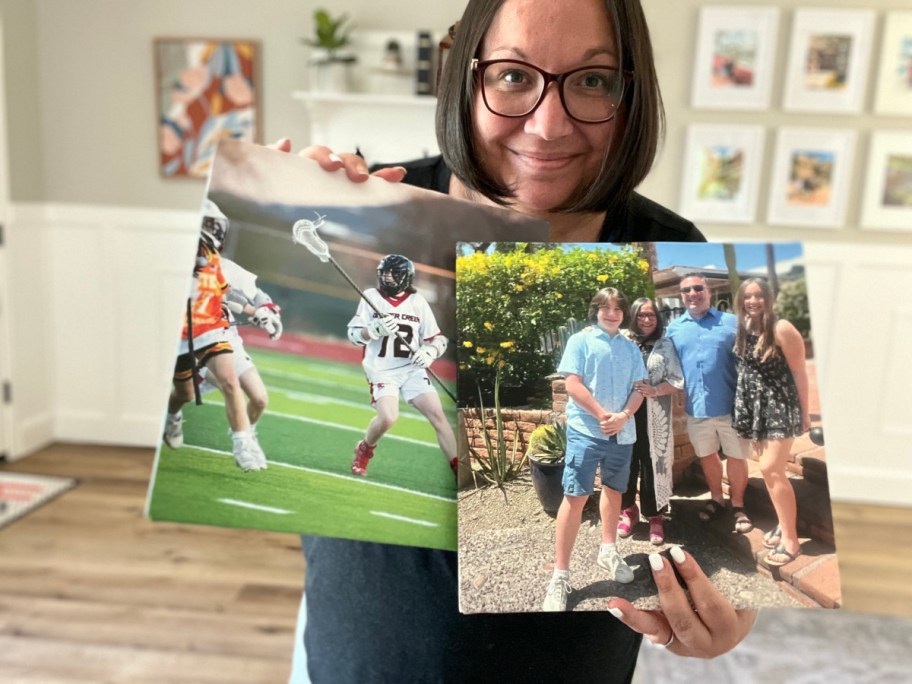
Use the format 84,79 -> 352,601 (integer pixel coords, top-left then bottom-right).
597,547 -> 635,584
163,412 -> 184,449
232,436 -> 262,472
250,436 -> 268,470
542,574 -> 572,612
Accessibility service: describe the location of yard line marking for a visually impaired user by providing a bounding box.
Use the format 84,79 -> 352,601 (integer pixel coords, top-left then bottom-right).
370,511 -> 439,527
188,445 -> 456,503
200,401 -> 437,448
218,498 -> 292,515
267,387 -> 427,421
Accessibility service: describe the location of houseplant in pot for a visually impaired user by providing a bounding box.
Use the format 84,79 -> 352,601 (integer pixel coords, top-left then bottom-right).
526,422 -> 566,515
303,8 -> 356,92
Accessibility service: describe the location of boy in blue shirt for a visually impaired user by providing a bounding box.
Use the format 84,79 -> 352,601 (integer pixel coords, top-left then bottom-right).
544,288 -> 647,612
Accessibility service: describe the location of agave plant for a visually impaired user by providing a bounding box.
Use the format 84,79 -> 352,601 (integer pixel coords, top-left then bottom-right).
526,422 -> 567,465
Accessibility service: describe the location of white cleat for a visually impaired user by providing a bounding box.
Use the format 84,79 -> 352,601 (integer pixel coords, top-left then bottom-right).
232,436 -> 262,472
163,412 -> 184,449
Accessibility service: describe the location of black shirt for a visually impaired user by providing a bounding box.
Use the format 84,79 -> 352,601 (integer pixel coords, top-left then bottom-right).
302,156 -> 704,684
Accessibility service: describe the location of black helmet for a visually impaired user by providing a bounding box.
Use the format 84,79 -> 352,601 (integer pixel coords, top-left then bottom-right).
377,254 -> 415,296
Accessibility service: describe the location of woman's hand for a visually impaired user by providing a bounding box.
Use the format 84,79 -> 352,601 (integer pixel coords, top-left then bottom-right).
607,547 -> 756,658
634,381 -> 657,398
267,139 -> 407,183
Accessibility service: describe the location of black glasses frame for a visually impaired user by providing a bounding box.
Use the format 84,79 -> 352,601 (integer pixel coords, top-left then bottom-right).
471,58 -> 632,124
680,285 -> 707,294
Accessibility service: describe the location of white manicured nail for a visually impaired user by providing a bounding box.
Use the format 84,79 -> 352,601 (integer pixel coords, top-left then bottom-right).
328,153 -> 343,164
608,607 -> 624,618
670,546 -> 686,564
649,553 -> 664,572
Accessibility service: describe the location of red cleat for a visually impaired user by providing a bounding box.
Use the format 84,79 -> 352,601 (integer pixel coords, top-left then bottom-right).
351,440 -> 375,476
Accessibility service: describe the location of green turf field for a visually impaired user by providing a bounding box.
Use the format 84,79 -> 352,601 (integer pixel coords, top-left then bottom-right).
147,347 -> 458,551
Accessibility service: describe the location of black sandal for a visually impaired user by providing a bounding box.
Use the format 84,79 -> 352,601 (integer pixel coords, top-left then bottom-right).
732,507 -> 753,534
763,526 -> 782,549
765,543 -> 802,567
698,499 -> 726,522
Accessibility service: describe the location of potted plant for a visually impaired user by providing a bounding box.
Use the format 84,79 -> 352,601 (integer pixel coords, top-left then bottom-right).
526,422 -> 566,515
303,8 -> 357,92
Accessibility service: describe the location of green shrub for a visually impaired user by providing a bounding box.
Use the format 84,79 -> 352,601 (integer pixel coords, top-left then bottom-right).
525,423 -> 567,464
456,245 -> 654,404
774,278 -> 811,340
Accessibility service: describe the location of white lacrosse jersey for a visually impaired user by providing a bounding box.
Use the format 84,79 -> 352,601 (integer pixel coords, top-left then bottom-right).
348,288 -> 443,378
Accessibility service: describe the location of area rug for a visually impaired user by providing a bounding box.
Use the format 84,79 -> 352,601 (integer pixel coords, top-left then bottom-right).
0,472 -> 77,530
633,607 -> 912,684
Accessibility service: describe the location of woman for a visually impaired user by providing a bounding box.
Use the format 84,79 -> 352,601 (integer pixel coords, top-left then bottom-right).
733,278 -> 811,568
289,0 -> 755,679
620,298 -> 684,546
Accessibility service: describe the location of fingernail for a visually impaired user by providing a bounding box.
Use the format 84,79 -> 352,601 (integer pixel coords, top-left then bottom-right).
608,607 -> 624,618
328,153 -> 343,164
357,168 -> 370,177
648,553 -> 664,572
670,546 -> 686,564
393,165 -> 408,175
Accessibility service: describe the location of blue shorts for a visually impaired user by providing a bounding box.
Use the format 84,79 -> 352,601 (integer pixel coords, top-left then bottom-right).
562,427 -> 633,496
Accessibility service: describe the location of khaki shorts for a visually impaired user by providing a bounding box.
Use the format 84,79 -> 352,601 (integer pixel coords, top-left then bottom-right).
687,415 -> 749,460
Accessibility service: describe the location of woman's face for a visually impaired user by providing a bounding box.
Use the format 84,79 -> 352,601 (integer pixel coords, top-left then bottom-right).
473,0 -> 620,216
742,282 -> 766,319
636,302 -> 658,336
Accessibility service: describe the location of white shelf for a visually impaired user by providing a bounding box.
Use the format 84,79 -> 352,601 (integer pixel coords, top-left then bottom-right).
292,90 -> 437,108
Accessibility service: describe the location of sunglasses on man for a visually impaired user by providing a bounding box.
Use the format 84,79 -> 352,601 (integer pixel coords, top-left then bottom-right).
680,285 -> 706,294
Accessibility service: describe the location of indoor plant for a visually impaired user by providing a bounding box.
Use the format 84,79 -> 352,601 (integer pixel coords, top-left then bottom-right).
303,9 -> 357,92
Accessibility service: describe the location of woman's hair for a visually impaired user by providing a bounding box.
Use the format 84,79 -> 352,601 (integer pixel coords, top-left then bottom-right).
628,296 -> 663,343
587,287 -> 629,325
734,277 -> 779,362
436,0 -> 664,214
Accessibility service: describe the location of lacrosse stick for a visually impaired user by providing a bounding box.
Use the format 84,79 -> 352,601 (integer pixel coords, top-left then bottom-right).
292,214 -> 456,403
186,297 -> 203,405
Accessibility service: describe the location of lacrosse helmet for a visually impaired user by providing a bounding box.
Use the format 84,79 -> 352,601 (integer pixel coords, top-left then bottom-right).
200,199 -> 229,251
377,254 -> 415,296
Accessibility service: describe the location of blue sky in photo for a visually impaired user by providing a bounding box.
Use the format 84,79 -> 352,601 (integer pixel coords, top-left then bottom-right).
653,242 -> 804,272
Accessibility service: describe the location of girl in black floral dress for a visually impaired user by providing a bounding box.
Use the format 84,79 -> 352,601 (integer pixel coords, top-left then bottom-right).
734,278 -> 810,568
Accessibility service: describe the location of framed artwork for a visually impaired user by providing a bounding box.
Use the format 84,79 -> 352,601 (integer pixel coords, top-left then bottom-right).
155,38 -> 261,179
690,6 -> 779,110
873,11 -> 912,116
767,127 -> 856,229
782,9 -> 875,114
679,124 -> 765,224
860,131 -> 912,232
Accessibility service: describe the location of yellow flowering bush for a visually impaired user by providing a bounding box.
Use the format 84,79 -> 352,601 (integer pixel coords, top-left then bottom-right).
457,244 -> 654,404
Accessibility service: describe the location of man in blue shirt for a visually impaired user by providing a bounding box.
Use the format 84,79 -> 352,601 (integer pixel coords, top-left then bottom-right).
544,288 -> 647,612
666,273 -> 752,534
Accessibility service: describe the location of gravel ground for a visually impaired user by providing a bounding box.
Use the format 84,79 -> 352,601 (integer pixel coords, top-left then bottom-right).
458,473 -> 803,614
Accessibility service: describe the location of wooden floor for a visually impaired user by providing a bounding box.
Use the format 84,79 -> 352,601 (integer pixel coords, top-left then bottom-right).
0,444 -> 305,683
1,444 -> 911,682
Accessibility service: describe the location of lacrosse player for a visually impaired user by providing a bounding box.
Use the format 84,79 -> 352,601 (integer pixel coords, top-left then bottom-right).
197,257 -> 283,431
348,254 -> 457,477
162,200 -> 267,472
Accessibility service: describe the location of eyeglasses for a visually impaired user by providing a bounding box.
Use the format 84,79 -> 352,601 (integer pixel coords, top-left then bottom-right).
680,285 -> 706,294
471,58 -> 630,124
636,313 -> 657,320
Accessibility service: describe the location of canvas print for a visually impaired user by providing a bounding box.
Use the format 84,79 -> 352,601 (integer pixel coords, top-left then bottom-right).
457,242 -> 837,614
873,12 -> 912,115
783,9 -> 874,113
155,38 -> 260,179
145,139 -> 548,551
767,128 -> 856,228
691,7 -> 778,110
679,125 -> 764,224
861,131 -> 912,232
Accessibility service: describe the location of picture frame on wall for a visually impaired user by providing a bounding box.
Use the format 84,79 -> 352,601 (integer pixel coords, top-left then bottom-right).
873,11 -> 912,116
782,9 -> 874,114
767,127 -> 856,229
155,38 -> 261,179
679,124 -> 765,224
860,131 -> 912,232
690,6 -> 779,110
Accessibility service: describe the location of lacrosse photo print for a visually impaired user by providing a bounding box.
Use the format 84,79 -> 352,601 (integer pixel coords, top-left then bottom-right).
145,139 -> 548,551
